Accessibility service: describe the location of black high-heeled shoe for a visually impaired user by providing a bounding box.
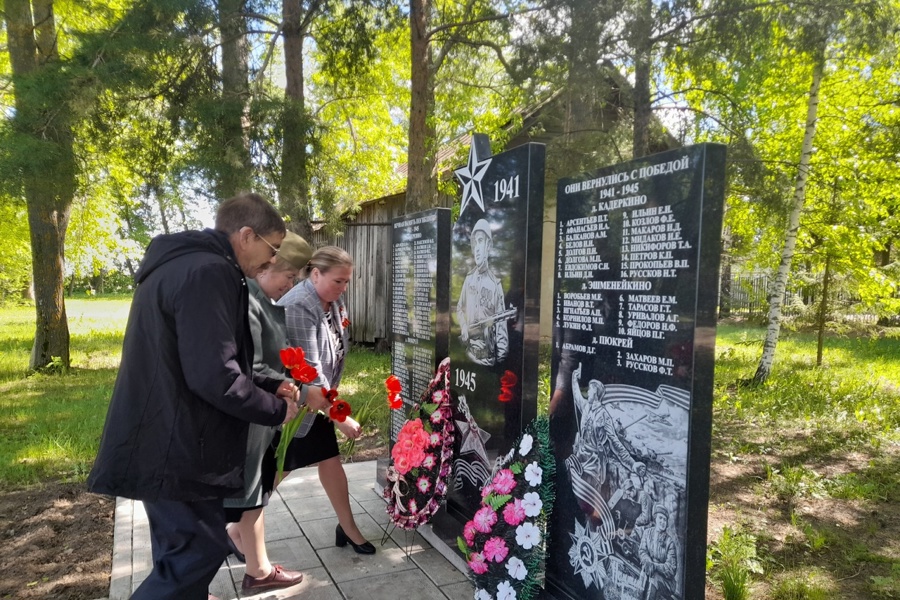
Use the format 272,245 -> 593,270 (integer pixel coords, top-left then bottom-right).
226,533 -> 246,563
335,524 -> 376,554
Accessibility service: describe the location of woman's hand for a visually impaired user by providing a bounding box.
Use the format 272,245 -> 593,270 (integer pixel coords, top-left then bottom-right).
304,385 -> 333,412
335,417 -> 362,439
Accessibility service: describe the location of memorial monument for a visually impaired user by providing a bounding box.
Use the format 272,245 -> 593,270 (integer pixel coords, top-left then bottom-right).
437,134 -> 546,534
546,144 -> 726,600
388,208 -> 452,440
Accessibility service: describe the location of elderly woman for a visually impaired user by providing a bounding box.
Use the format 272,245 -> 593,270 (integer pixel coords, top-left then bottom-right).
225,232 -> 333,592
277,245 -> 375,554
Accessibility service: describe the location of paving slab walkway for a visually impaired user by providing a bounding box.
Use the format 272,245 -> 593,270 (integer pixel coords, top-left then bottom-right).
108,460 -> 474,600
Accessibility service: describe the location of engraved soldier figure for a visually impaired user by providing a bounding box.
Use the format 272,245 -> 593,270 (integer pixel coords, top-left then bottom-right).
566,363 -> 636,489
457,219 -> 509,366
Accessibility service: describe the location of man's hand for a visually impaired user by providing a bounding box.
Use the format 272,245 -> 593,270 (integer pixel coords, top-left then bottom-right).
276,380 -> 298,402
282,396 -> 299,424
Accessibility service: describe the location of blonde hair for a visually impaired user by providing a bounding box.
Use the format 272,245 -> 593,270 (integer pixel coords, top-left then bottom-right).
306,246 -> 353,276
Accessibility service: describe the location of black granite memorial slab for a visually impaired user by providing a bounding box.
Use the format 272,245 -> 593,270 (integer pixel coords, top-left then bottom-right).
390,207 -> 452,426
383,208 -> 451,488
440,134 -> 546,530
546,144 -> 726,600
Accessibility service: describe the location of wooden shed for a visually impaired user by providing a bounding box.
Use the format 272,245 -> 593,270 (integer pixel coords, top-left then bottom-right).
311,192 -> 453,348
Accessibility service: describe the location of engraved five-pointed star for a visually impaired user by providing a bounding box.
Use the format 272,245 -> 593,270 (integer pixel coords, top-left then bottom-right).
454,394 -> 491,465
568,519 -> 611,590
455,142 -> 492,216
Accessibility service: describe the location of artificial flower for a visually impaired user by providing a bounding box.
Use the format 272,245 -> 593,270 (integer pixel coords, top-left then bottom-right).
468,552 -> 489,575
515,523 -> 541,550
503,498 -> 526,526
473,506 -> 498,533
459,417 -> 555,600
497,580 -> 517,600
506,556 -> 528,581
475,590 -> 492,600
524,463 -> 542,487
492,469 -> 517,494
484,537 -> 509,563
521,492 -> 542,517
518,434 -> 533,457
394,453 -> 413,475
384,358 -> 455,531
463,521 -> 478,546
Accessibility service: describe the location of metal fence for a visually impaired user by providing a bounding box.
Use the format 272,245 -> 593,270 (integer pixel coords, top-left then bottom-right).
721,273 -> 878,324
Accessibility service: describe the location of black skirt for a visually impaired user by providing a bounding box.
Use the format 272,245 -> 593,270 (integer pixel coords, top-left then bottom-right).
281,413 -> 340,471
224,444 -> 276,523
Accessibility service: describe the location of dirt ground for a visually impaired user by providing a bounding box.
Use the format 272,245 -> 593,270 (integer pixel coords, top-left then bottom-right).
2,431 -> 896,599
0,481 -> 114,600
0,436 -> 387,600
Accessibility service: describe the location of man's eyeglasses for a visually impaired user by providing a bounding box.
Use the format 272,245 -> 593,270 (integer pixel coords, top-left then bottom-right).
256,234 -> 280,258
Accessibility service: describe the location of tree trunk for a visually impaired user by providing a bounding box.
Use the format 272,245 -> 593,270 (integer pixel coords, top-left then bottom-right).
218,0 -> 252,199
631,0 -> 653,159
816,253 -> 831,366
7,0 -> 74,370
753,58 -> 824,385
280,0 -> 314,241
719,226 -> 732,318
405,0 -> 437,212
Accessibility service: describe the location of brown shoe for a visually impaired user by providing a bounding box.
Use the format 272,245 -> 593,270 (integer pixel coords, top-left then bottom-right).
241,564 -> 304,591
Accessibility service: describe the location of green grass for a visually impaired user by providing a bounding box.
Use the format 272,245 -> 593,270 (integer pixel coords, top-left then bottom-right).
710,323 -> 900,599
335,347 -> 392,456
0,298 -> 129,487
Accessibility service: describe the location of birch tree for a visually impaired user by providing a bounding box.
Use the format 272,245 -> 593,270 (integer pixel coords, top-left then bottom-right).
672,0 -> 900,383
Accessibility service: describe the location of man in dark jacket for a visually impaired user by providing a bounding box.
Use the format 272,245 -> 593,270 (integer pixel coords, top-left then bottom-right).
88,193 -> 327,599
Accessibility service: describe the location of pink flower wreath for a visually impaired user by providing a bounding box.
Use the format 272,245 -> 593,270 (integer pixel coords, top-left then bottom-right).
384,358 -> 455,529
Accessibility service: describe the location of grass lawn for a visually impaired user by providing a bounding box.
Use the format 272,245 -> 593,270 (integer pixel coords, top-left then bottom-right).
2,300 -> 900,597
0,298 -> 129,486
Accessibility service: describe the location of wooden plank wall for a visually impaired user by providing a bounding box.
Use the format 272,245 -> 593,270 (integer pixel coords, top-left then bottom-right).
311,193 -> 454,346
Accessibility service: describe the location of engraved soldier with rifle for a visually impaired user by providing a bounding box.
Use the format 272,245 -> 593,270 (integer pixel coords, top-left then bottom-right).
456,219 -> 512,366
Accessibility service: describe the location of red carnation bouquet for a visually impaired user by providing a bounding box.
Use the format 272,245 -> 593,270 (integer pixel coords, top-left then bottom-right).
275,346 -> 352,479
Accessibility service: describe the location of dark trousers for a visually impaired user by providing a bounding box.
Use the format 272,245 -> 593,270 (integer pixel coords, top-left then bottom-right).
132,498 -> 229,600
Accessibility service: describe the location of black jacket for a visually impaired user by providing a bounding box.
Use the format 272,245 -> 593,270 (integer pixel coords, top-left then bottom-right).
87,229 -> 287,501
